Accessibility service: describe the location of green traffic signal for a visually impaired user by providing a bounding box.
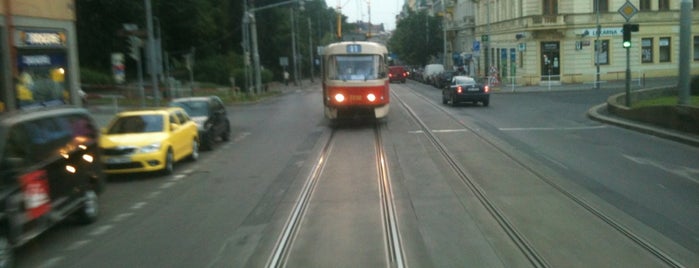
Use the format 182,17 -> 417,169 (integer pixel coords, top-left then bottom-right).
623,40 -> 631,48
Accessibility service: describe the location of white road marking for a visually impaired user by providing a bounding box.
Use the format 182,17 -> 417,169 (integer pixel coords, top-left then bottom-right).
131,202 -> 147,210
234,132 -> 251,142
89,225 -> 113,236
408,129 -> 469,134
623,154 -> 699,184
160,182 -> 175,189
499,125 -> 607,131
38,257 -> 64,268
112,212 -> 134,222
146,191 -> 161,199
66,240 -> 91,251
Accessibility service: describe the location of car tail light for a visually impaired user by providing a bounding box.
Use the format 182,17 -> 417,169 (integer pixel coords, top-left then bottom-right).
457,86 -> 463,94
334,93 -> 345,103
484,85 -> 490,93
389,73 -> 394,78
367,93 -> 376,102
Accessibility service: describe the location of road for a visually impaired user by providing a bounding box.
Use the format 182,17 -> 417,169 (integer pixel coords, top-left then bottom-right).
14,81 -> 699,267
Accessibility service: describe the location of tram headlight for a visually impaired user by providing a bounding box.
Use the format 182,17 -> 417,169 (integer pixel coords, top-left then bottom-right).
334,93 -> 345,103
367,93 -> 376,102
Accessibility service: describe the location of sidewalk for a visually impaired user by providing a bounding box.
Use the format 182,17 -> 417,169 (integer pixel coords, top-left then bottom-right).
491,76 -> 678,93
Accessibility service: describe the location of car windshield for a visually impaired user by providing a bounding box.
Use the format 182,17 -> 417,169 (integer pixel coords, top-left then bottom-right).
107,115 -> 163,134
327,55 -> 381,81
171,101 -> 209,117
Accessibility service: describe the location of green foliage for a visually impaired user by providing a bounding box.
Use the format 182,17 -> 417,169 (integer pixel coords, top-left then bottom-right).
193,56 -> 233,85
80,67 -> 113,85
388,9 -> 443,66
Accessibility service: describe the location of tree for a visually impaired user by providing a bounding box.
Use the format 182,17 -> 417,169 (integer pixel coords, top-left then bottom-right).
388,10 -> 443,66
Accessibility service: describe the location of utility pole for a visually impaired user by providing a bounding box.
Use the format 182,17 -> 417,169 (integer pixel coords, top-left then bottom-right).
249,3 -> 262,95
595,0 -> 601,89
145,0 -> 159,106
308,18 -> 314,83
291,7 -> 300,86
678,0 -> 692,105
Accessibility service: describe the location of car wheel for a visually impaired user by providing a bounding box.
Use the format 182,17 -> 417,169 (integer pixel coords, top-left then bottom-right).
75,189 -> 99,225
450,95 -> 456,107
162,149 -> 174,175
442,94 -> 448,104
202,132 -> 214,150
189,139 -> 199,161
483,98 -> 490,107
0,234 -> 13,268
221,125 -> 231,142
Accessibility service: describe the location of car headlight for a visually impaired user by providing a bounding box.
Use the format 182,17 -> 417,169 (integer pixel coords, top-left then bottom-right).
139,142 -> 162,153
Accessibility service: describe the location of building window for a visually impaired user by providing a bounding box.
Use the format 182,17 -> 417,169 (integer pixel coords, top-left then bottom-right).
694,36 -> 699,61
658,0 -> 669,10
640,0 -> 651,10
594,40 -> 609,65
642,38 -> 653,63
695,0 -> 699,10
594,0 -> 609,12
543,0 -> 558,15
659,37 -> 671,62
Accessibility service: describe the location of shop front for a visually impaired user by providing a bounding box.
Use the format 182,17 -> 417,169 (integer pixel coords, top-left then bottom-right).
13,29 -> 72,109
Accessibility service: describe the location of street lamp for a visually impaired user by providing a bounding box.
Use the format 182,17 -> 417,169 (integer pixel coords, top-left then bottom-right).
246,0 -> 305,94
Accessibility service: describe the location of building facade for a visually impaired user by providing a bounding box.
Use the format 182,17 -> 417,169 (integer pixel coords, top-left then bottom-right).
1,0 -> 80,112
471,0 -> 699,85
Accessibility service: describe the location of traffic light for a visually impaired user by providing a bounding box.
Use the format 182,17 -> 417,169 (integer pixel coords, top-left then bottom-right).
128,36 -> 142,60
622,23 -> 639,48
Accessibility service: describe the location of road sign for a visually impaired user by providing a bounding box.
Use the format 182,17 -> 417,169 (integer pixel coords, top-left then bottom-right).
618,1 -> 638,22
481,35 -> 488,42
473,41 -> 480,51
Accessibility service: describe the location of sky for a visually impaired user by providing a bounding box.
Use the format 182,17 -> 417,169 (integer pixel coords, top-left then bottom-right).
325,0 -> 402,31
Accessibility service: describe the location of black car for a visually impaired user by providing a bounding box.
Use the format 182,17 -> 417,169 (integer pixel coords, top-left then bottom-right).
169,96 -> 231,150
442,75 -> 490,106
0,105 -> 105,265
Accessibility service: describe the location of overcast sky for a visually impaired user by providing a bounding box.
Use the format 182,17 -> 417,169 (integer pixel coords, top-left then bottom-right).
325,0 -> 402,31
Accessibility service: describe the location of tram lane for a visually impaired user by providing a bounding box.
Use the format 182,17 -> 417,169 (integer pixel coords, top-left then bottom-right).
284,127 -> 388,267
384,84 -> 530,267
387,83 -> 678,267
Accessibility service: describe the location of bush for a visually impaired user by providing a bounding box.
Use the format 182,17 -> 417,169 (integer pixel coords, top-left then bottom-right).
194,56 -> 232,85
80,67 -> 113,85
691,75 -> 699,96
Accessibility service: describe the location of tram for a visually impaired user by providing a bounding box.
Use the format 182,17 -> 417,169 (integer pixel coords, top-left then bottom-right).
321,41 -> 390,120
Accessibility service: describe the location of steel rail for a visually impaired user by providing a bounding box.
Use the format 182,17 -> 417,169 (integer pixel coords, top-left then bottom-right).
266,131 -> 335,268
401,86 -> 685,268
374,125 -> 407,268
392,91 -> 550,268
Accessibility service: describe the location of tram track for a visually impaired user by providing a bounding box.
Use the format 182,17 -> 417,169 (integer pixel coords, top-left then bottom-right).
394,86 -> 685,268
266,125 -> 405,268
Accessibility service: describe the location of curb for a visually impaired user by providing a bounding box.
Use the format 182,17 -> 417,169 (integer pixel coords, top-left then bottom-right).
587,103 -> 699,147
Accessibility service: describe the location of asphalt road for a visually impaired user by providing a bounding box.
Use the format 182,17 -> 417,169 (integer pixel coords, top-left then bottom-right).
13,81 -> 699,267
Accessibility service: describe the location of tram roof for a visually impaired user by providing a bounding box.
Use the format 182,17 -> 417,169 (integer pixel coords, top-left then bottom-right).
322,41 -> 387,55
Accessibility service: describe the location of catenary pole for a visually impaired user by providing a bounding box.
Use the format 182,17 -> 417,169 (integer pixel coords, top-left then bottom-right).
678,0 -> 691,105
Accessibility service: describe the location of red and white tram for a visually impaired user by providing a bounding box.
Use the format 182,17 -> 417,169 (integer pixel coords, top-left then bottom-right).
321,41 -> 390,120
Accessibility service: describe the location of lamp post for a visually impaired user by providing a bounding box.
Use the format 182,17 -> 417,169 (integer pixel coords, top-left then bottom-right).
595,0 -> 601,89
247,0 -> 305,94
145,0 -> 159,106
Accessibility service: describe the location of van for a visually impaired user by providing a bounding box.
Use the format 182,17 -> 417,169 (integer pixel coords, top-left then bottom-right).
422,64 -> 445,85
0,106 -> 105,265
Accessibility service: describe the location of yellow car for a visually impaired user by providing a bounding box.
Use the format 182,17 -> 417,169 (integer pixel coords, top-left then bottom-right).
100,107 -> 199,175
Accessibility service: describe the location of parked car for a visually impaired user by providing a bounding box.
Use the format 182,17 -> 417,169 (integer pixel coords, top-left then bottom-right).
388,66 -> 408,83
0,105 -> 105,265
169,96 -> 231,150
100,107 -> 199,175
422,64 -> 445,86
434,70 -> 457,90
442,75 -> 490,106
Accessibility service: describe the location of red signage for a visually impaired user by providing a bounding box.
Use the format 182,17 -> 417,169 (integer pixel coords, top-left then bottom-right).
21,170 -> 52,220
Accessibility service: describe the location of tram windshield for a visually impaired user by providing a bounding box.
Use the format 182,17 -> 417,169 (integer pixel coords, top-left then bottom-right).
327,55 -> 384,81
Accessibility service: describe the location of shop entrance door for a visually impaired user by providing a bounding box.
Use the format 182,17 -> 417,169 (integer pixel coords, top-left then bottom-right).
540,42 -> 560,81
